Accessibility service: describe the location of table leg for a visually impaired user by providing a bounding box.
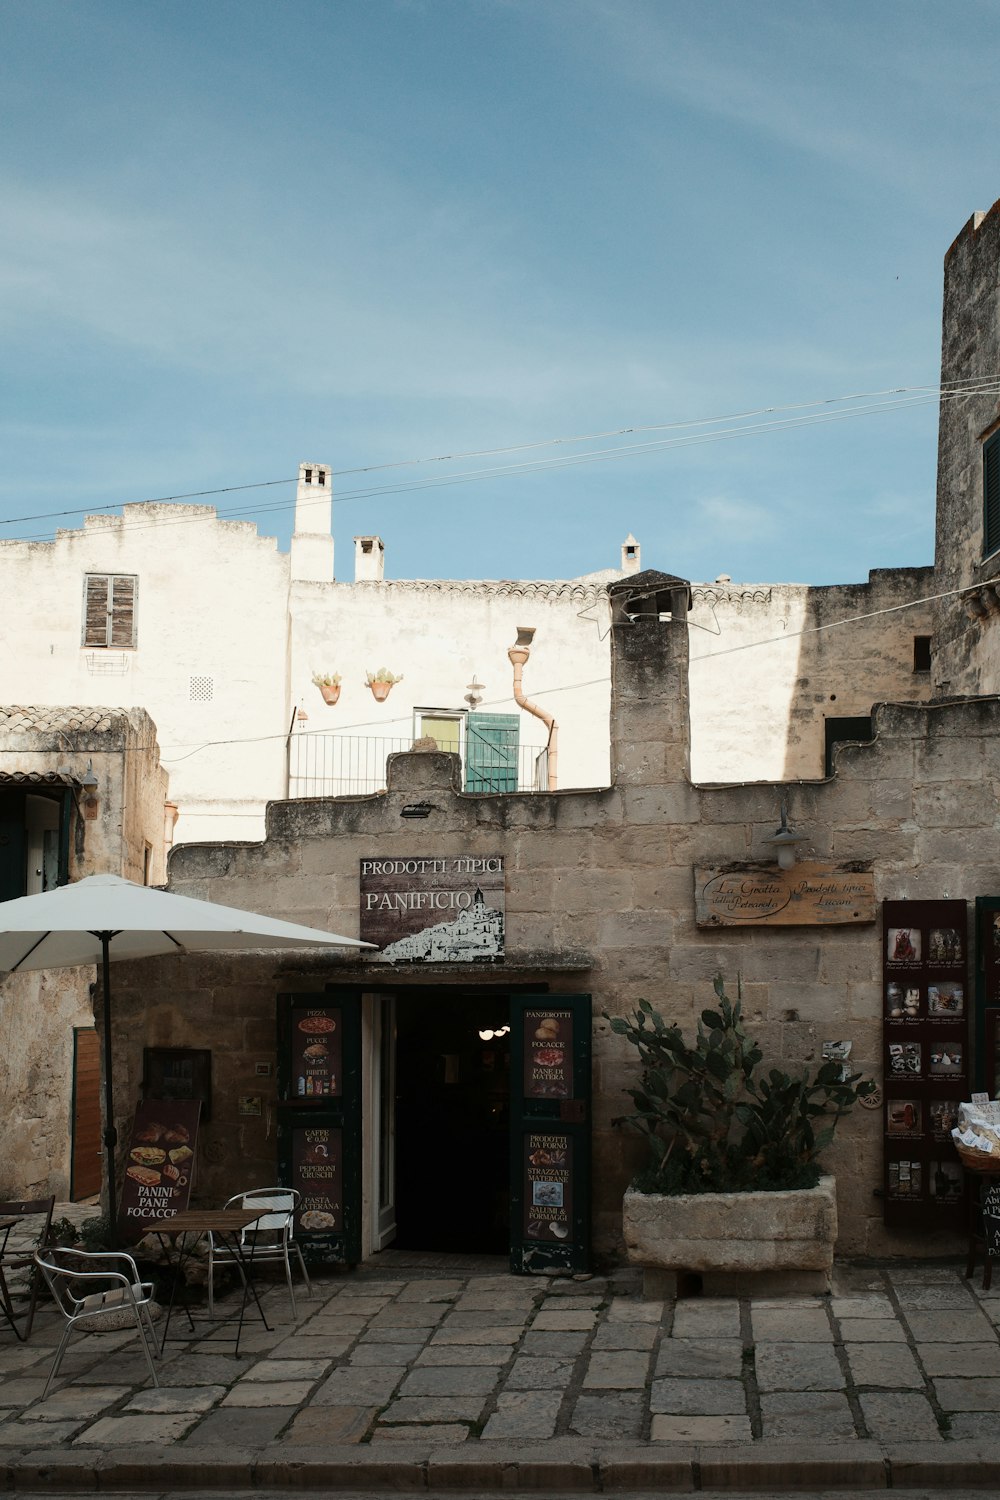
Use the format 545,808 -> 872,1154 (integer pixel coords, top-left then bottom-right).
226,1231 -> 271,1357
155,1232 -> 197,1354
0,1266 -> 24,1342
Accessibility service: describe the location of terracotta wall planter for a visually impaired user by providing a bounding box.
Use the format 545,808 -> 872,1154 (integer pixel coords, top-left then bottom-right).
318,684 -> 341,705
369,682 -> 393,702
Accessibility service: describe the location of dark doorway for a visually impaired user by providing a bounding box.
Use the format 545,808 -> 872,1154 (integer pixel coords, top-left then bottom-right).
393,991 -> 510,1253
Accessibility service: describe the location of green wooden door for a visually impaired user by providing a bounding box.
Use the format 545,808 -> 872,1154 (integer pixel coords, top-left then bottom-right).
466,713 -> 519,793
509,994 -> 591,1274
276,989 -> 363,1266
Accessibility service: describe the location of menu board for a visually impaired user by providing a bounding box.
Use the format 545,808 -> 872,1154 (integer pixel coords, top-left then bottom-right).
290,1004 -> 343,1100
290,1123 -> 343,1236
524,1131 -> 572,1243
118,1098 -> 201,1238
523,1008 -> 574,1100
883,899 -> 968,1229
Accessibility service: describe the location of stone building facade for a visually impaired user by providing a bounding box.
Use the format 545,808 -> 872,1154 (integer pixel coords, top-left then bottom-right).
933,196 -> 1000,696
0,707 -> 168,1199
103,570 -> 995,1262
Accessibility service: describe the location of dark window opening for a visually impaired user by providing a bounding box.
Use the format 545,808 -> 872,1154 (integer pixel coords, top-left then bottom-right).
318,470 -> 326,485
984,433 -> 1000,557
913,636 -> 932,673
825,715 -> 874,777
304,468 -> 313,484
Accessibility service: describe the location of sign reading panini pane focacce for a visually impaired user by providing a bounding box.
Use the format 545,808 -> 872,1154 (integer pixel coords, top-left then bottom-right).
118,1097 -> 201,1239
360,855 -> 505,962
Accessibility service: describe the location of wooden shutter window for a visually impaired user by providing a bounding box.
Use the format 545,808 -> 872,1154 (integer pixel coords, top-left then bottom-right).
83,574 -> 137,648
985,435 -> 1000,558
83,575 -> 110,647
109,575 -> 136,646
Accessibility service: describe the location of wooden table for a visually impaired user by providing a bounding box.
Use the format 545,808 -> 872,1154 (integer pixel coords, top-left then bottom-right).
0,1219 -> 24,1340
139,1208 -> 271,1355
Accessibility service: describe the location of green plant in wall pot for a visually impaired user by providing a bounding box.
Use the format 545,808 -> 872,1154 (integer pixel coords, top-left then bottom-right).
311,671 -> 342,705
608,974 -> 875,1196
365,667 -> 403,702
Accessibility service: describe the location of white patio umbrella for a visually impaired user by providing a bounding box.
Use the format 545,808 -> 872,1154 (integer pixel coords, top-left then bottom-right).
0,874 -> 374,1238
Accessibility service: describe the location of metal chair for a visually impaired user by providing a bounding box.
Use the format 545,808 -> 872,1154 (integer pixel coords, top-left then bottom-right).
207,1188 -> 311,1318
33,1247 -> 161,1397
0,1195 -> 55,1339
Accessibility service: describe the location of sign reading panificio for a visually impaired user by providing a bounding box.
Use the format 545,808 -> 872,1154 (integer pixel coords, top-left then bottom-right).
695,862 -> 874,927
361,855 -> 505,962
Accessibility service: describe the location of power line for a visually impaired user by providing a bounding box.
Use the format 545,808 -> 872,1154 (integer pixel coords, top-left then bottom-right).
6,382 -> 993,547
3,378 -> 997,540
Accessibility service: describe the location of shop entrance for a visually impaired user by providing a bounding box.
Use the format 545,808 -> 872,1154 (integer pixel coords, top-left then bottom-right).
391,991 -> 510,1254
277,986 -> 592,1271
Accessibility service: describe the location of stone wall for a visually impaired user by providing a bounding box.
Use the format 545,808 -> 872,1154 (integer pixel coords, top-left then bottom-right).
0,707 -> 169,1199
104,574 -> 1000,1260
933,198 -> 1000,695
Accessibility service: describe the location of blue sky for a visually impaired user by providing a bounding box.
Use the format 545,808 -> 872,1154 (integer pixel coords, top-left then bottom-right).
1,0 -> 997,583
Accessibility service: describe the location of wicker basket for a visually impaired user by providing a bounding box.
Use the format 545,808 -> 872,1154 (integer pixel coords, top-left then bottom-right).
953,1139 -> 1000,1172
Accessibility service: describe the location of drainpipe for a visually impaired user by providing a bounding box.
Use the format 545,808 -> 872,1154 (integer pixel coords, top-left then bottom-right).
508,626 -> 558,790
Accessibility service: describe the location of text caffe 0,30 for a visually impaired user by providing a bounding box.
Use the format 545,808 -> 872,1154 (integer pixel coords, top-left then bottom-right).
276,854 -> 592,1271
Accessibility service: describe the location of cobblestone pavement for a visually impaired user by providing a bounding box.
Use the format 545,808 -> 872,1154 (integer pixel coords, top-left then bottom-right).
2,1237 -> 1000,1455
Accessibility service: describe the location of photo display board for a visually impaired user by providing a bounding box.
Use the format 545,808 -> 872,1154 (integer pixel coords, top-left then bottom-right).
882,899 -> 968,1229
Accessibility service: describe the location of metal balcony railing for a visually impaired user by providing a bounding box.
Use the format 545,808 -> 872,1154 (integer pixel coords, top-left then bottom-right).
287,733 -> 549,798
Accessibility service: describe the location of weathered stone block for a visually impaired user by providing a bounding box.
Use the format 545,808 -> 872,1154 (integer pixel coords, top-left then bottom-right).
622,1175 -> 837,1283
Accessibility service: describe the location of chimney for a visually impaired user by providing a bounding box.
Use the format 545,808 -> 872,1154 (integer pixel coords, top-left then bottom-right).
621,534 -> 641,574
354,536 -> 385,582
608,570 -> 692,787
290,461 -> 334,582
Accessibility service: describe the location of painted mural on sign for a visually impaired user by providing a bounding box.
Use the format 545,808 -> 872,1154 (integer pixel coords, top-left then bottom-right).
360,855 -> 505,962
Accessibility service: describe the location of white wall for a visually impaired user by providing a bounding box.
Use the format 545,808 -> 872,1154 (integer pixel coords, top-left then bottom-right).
0,507 -> 292,845
289,578 -> 614,793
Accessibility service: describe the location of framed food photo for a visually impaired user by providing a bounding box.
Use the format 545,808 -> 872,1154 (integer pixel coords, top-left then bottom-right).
142,1047 -> 212,1122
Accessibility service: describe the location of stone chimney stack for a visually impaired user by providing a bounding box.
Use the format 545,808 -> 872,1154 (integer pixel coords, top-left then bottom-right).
621,534 -> 641,574
354,536 -> 385,582
608,570 -> 692,786
290,462 -> 334,582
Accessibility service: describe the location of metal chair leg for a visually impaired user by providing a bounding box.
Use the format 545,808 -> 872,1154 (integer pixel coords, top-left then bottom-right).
293,1244 -> 312,1298
42,1324 -> 74,1400
283,1250 -> 297,1319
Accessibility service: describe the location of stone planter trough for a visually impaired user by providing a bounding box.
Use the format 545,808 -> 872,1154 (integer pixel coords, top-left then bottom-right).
623,1173 -> 837,1298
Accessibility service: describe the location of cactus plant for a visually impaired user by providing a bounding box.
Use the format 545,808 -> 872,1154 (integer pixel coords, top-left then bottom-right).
608,975 -> 875,1195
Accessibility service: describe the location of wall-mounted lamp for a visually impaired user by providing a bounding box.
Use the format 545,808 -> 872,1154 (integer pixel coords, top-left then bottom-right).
464,676 -> 485,709
763,799 -> 807,871
78,759 -> 101,821
399,801 -> 437,819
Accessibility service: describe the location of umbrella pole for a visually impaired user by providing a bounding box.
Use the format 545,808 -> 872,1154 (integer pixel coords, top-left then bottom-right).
99,932 -> 118,1247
